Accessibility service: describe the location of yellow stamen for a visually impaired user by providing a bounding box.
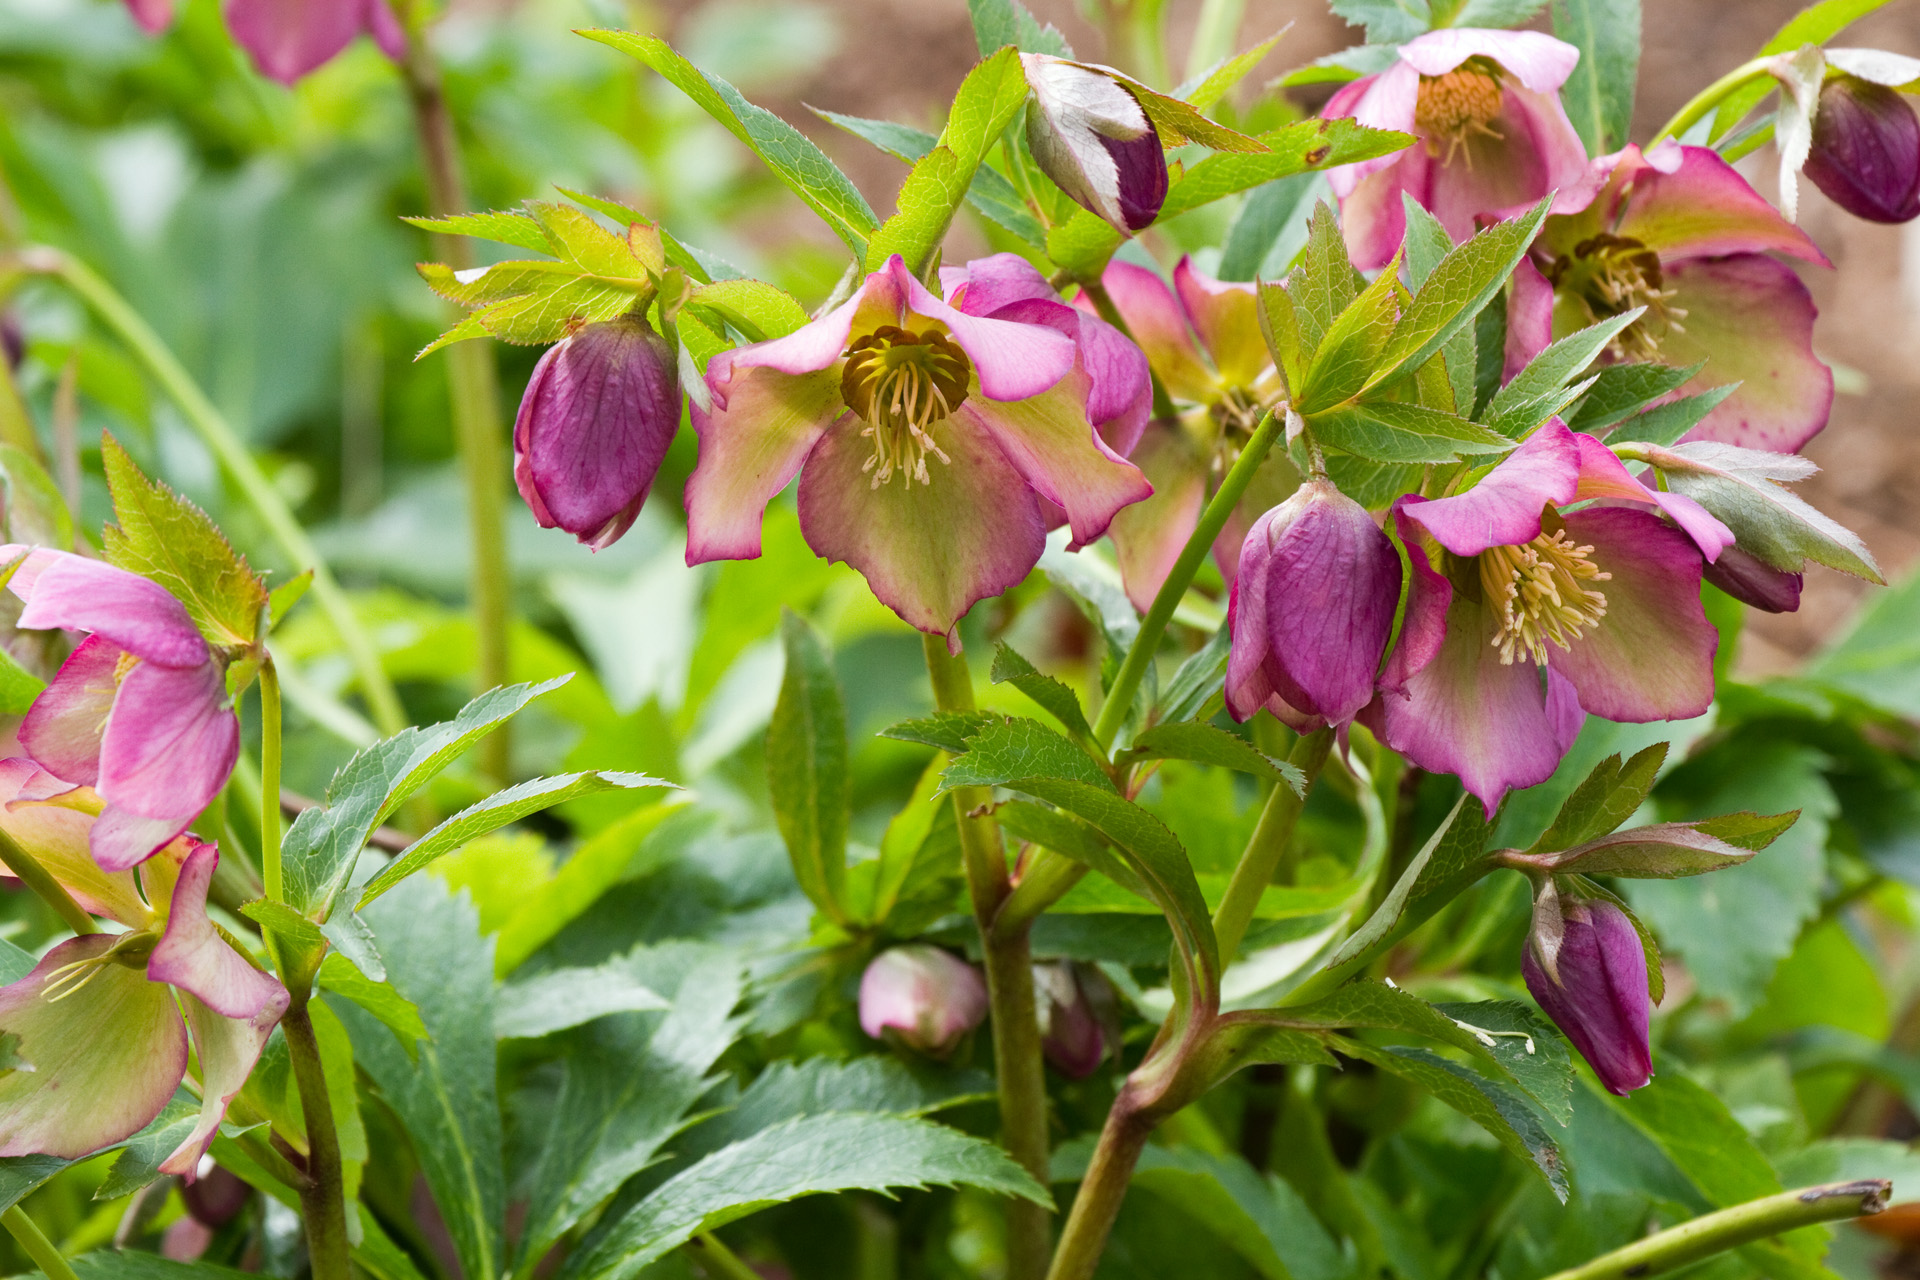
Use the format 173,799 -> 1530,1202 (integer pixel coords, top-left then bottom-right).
840,325 -> 972,490
1549,234 -> 1688,362
39,933 -> 155,1003
1415,62 -> 1506,164
1478,528 -> 1611,666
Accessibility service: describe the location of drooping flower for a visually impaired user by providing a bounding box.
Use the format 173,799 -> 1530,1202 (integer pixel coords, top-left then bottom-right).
514,314 -> 682,550
1521,890 -> 1652,1095
1226,480 -> 1401,732
1084,257 -> 1296,610
858,945 -> 988,1058
1512,141 -> 1833,453
684,255 -> 1151,649
1321,29 -> 1592,270
1804,73 -> 1920,224
0,762 -> 287,1172
0,548 -> 239,872
1021,56 -> 1170,233
1033,960 -> 1120,1079
1361,422 -> 1729,813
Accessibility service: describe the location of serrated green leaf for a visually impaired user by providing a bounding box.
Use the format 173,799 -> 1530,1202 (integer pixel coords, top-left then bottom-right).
1328,0 -> 1430,43
317,952 -> 426,1054
1298,255 -> 1403,412
1179,33 -> 1286,113
97,1098 -> 261,1201
1325,794 -> 1493,970
1123,721 -> 1303,792
1612,382 -> 1740,448
678,1057 -> 996,1163
403,211 -> 553,256
1531,743 -> 1668,854
1551,0 -> 1640,153
1290,201 -> 1361,353
768,611 -> 851,923
1483,311 -> 1639,435
473,277 -> 647,346
1694,810 -> 1800,851
417,259 -> 579,308
685,279 -> 809,341
815,109 -> 1045,246
495,961 -> 670,1039
1649,441 -> 1882,582
1435,1000 -> 1575,1125
1309,400 -> 1514,463
990,643 -> 1093,742
942,716 -> 1112,793
1157,625 -> 1231,726
1563,360 -> 1703,435
526,201 -> 648,279
881,711 -> 996,754
966,0 -> 1070,57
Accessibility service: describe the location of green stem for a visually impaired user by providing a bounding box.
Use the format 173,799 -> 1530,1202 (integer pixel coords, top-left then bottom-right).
922,635 -> 1051,1280
2,1205 -> 78,1280
1543,1182 -> 1889,1280
21,249 -> 407,740
398,31 -> 513,785
1091,409 -> 1283,751
1649,56 -> 1774,144
281,995 -> 352,1280
1183,0 -> 1247,82
686,1233 -> 763,1280
995,849 -> 1087,943
259,656 -> 284,901
0,826 -> 95,936
1044,1098 -> 1153,1280
1212,728 -> 1333,967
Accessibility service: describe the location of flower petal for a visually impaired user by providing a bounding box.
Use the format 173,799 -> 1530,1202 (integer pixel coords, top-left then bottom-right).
13,554 -> 206,668
1703,544 -> 1804,612
0,762 -> 148,927
159,983 -> 287,1180
1094,261 -> 1215,403
1505,257 -> 1555,382
1335,155 -> 1425,271
149,843 -> 288,1021
1173,259 -> 1267,391
1108,424 -> 1208,613
93,660 -> 238,870
797,414 -> 1047,645
1225,577 -> 1324,733
1075,312 -> 1153,457
1400,421 -> 1581,556
888,258 -> 1075,402
1425,84 -> 1591,241
223,0 -> 364,84
362,0 -> 405,62
0,934 -> 186,1159
1325,62 -> 1420,197
1378,505 -> 1454,696
125,0 -> 173,32
1546,668 -> 1587,753
1397,28 -> 1581,95
1613,144 -> 1829,265
683,364 -> 844,564
19,635 -> 119,788
944,254 -> 1059,317
1571,431 -> 1734,560
722,271 -> 899,380
1546,507 -> 1716,723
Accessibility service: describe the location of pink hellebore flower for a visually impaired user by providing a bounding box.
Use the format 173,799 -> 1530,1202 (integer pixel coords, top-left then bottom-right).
1511,142 -> 1833,453
1085,257 -> 1293,611
1226,481 -> 1401,732
685,255 -> 1151,648
858,945 -> 988,1058
0,762 -> 287,1172
2,548 -> 239,872
1361,422 -> 1730,813
1323,29 -> 1592,270
1522,896 -> 1652,1095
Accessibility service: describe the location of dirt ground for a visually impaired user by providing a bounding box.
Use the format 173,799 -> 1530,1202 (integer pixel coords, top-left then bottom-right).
659,0 -> 1920,674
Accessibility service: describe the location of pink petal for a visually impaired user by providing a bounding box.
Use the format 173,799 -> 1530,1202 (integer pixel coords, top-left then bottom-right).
1505,257 -> 1555,382
1173,258 -> 1268,392
1379,505 -> 1453,696
149,844 -> 288,1021
1224,577 -> 1324,733
682,364 -> 844,564
1073,312 -> 1152,457
723,273 -> 897,382
1546,507 -> 1716,723
944,255 -> 1058,317
1324,62 -> 1420,198
887,258 -> 1075,403
1335,156 -> 1425,271
362,0 -> 406,61
1613,144 -> 1829,266
0,760 -> 148,927
1093,261 -> 1215,403
93,659 -> 238,869
797,413 -> 1047,648
1107,425 -> 1208,613
125,0 -> 173,32
19,635 -> 118,788
1546,668 -> 1587,753
1423,83 -> 1591,243
1400,421 -> 1581,557
224,0 -> 365,84
1571,432 -> 1733,560
0,934 -> 186,1159
159,984 -> 287,1179
90,807 -> 197,878
14,553 -> 205,668
1397,28 -> 1582,95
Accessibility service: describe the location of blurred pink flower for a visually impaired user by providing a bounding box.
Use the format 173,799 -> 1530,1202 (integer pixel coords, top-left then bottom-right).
859,945 -> 988,1058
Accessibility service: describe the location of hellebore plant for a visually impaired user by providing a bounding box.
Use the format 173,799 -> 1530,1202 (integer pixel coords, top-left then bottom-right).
1513,142 -> 1833,452
1,549 -> 239,873
858,945 -> 989,1058
1322,28 -> 1592,269
1522,892 -> 1653,1096
124,0 -> 405,84
0,761 -> 287,1172
684,254 -> 1151,647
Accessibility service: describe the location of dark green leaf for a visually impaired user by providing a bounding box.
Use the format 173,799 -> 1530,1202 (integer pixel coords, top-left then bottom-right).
1325,794 -> 1493,970
1310,400 -> 1514,463
1219,173 -> 1323,282
317,953 -> 426,1053
1551,0 -> 1641,153
1613,383 -> 1740,447
768,612 -> 851,922
942,716 -> 1113,793
495,963 -> 670,1039
1531,743 -> 1668,853
1483,312 -> 1639,436
1298,257 -> 1402,413
1123,721 -> 1303,792
1156,625 -> 1231,725
1433,1000 -> 1574,1126
881,711 -> 995,754
1292,201 -> 1362,351
1564,361 -> 1702,436
677,1057 -> 995,1162
991,643 -> 1093,743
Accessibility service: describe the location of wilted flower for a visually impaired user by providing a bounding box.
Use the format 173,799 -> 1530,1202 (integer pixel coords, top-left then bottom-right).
859,945 -> 988,1058
1227,480 -> 1401,732
0,762 -> 287,1171
1322,28 -> 1592,269
1512,142 -> 1832,453
1021,55 -> 1169,233
1,548 -> 239,872
1362,422 -> 1730,812
684,254 -> 1150,649
515,315 -> 682,550
1805,73 -> 1920,223
1033,960 -> 1120,1079
125,0 -> 405,83
1521,890 -> 1652,1095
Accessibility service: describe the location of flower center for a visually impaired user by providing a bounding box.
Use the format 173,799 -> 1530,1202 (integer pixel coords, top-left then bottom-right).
1477,526 -> 1612,666
1415,61 -> 1505,162
840,325 -> 972,489
1550,234 -> 1687,362
41,931 -> 157,1003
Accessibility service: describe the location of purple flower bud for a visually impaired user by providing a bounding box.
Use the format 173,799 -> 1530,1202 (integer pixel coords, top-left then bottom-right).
1022,55 -> 1168,233
1702,544 -> 1803,613
858,946 -> 988,1058
513,315 -> 681,551
182,1165 -> 251,1227
1522,897 -> 1653,1096
1034,961 -> 1120,1079
1805,74 -> 1920,224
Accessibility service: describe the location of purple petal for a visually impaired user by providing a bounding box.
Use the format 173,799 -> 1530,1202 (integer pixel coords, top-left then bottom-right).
125,0 -> 173,31
1613,144 -> 1829,265
1074,313 -> 1152,457
1570,432 -> 1734,560
1173,258 -> 1268,391
362,0 -> 405,61
1505,257 -> 1555,382
683,364 -> 844,564
1546,668 -> 1586,753
0,934 -> 186,1158
1377,506 -> 1453,697
149,844 -> 288,1021
19,635 -> 118,788
1108,424 -> 1208,613
1546,507 -> 1716,724
1397,28 -> 1582,95
224,0 -> 364,84
1400,421 -> 1581,557
1807,75 -> 1920,223
1703,544 -> 1804,613
1098,127 -> 1169,231
944,255 -> 1058,317
93,659 -> 238,869
1095,261 -> 1216,403
0,760 -> 148,927
1324,62 -> 1420,200
13,553 -> 205,668
724,273 -> 897,381
1522,899 -> 1651,1095
888,258 -> 1076,402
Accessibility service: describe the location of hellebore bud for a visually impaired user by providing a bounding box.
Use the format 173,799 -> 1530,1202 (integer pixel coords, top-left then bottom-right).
1702,544 -> 1804,613
513,313 -> 681,551
858,945 -> 988,1058
1033,960 -> 1120,1079
1021,55 -> 1168,233
1522,890 -> 1653,1096
1805,74 -> 1920,223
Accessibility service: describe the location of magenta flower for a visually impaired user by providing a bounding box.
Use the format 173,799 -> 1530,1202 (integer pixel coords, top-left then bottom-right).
1522,895 -> 1652,1095
124,0 -> 404,83
515,315 -> 681,550
1085,257 -> 1292,611
1033,960 -> 1120,1079
684,255 -> 1150,648
1805,74 -> 1920,224
1226,481 -> 1401,732
858,945 -> 988,1058
1322,29 -> 1592,270
0,549 -> 239,872
1361,422 -> 1729,813
0,762 -> 287,1172
1511,142 -> 1833,453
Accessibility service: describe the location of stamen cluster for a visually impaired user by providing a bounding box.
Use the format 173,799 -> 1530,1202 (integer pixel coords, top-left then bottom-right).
840,326 -> 972,489
1415,62 -> 1506,162
1478,528 -> 1611,665
1553,234 -> 1689,362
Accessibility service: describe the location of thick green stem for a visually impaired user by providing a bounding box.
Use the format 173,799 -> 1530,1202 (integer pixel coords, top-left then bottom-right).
399,32 -> 513,785
1092,409 -> 1283,751
995,850 -> 1087,943
1044,1100 -> 1153,1280
0,826 -> 95,936
1543,1182 -> 1889,1280
259,657 -> 284,901
687,1233 -> 763,1280
3,1205 -> 78,1280
21,249 -> 406,739
1212,728 -> 1334,966
1649,57 -> 1774,144
922,635 -> 1051,1280
282,994 -> 352,1280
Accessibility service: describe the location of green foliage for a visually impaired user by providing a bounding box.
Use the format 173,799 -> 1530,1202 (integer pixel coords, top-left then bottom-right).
1552,0 -> 1642,154
767,610 -> 852,924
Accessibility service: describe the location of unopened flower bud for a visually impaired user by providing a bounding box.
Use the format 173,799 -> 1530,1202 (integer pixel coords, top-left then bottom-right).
513,314 -> 681,551
1805,74 -> 1920,223
858,945 -> 987,1058
1022,55 -> 1168,233
183,1164 -> 251,1227
1702,544 -> 1804,613
1522,894 -> 1652,1096
1033,960 -> 1120,1079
